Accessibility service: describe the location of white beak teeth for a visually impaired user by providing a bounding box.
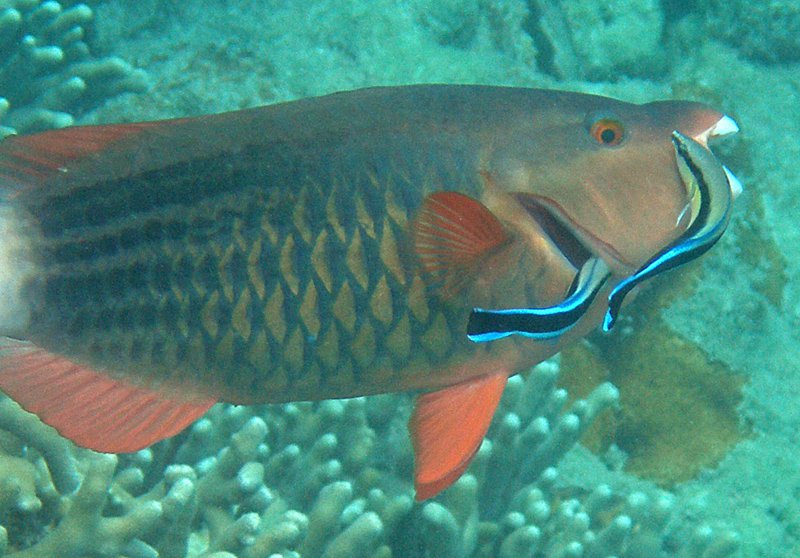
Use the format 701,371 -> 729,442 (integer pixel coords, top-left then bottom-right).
699,114 -> 742,198
723,165 -> 743,198
710,114 -> 740,139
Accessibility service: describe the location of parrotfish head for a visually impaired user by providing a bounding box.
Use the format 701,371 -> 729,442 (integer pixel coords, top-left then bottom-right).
481,92 -> 740,277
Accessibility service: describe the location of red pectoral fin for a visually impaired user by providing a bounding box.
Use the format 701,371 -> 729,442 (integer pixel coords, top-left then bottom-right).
409,372 -> 508,500
0,338 -> 215,453
413,191 -> 509,295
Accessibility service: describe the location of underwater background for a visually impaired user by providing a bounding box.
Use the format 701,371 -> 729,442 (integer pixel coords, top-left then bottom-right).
0,0 -> 797,556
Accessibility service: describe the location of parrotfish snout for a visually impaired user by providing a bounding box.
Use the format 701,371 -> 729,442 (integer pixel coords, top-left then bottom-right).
470,110 -> 741,341
467,101 -> 742,342
603,127 -> 739,330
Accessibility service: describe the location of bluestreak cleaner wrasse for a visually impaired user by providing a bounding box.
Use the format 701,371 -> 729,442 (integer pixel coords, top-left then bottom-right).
0,85 -> 740,500
467,256 -> 610,341
602,129 -> 738,330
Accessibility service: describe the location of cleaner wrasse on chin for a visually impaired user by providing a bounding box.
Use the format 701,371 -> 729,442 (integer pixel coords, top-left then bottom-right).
0,85 -> 740,500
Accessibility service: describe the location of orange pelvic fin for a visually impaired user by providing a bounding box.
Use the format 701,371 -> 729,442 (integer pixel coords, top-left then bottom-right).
0,337 -> 215,453
409,371 -> 507,500
413,191 -> 509,294
0,122 -> 159,191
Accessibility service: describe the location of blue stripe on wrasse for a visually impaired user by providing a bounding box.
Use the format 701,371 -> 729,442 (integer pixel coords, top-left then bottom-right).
467,257 -> 610,342
603,130 -> 734,331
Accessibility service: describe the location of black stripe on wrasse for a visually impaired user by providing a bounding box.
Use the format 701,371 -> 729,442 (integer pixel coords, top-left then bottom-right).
672,136 -> 711,240
603,131 -> 733,331
467,257 -> 610,341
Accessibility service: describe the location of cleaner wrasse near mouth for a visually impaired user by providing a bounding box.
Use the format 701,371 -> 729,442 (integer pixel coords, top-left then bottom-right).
601,129 -> 737,331
467,128 -> 741,341
0,85 -> 740,500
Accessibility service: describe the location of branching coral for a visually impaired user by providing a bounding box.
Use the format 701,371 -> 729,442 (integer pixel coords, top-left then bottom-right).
0,396 -> 79,495
0,360 -> 741,557
0,0 -> 147,136
10,453 -> 163,558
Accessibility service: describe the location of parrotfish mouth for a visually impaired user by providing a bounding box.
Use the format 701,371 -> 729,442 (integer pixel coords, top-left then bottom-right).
468,115 -> 741,342
515,193 -> 628,272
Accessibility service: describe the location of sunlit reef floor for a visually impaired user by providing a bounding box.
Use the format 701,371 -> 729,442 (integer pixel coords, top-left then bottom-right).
2,0 -> 800,556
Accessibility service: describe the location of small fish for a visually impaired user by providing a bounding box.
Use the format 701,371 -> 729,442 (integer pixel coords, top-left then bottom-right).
467,257 -> 610,341
0,85 -> 739,500
602,129 -> 737,330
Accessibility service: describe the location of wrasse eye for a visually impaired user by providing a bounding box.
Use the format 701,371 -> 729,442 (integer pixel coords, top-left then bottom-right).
588,117 -> 625,147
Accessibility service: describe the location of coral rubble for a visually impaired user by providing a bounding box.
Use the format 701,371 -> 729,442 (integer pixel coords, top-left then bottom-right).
703,0 -> 800,63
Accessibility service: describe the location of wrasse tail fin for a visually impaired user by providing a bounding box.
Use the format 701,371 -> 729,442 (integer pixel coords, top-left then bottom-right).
413,191 -> 509,295
409,371 -> 507,500
0,122 -> 160,192
0,337 -> 216,453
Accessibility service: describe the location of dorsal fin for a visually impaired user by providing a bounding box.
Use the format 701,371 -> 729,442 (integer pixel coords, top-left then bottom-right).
0,337 -> 215,453
409,371 -> 507,500
0,122 -> 159,192
413,191 -> 509,295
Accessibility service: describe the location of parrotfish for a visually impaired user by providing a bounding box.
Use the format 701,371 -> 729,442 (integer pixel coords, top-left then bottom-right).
0,85 -> 739,500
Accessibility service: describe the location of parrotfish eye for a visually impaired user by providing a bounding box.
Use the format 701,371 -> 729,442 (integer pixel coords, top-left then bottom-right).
587,115 -> 625,147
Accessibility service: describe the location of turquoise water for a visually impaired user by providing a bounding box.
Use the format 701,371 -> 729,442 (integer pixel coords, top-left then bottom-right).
1,1 -> 799,556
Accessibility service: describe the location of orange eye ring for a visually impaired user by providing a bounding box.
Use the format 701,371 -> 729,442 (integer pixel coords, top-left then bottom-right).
589,118 -> 625,146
